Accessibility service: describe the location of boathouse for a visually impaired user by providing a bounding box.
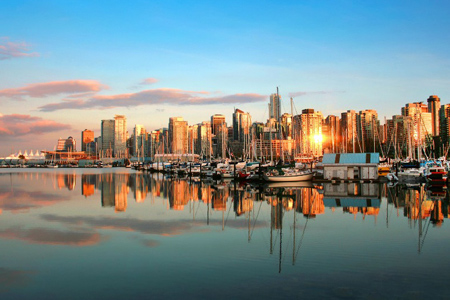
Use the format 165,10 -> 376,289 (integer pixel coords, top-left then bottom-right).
322,153 -> 379,181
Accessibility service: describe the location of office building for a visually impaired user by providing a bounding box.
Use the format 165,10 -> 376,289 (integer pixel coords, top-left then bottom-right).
428,95 -> 440,136
114,115 -> 127,157
101,119 -> 115,157
169,117 -> 188,154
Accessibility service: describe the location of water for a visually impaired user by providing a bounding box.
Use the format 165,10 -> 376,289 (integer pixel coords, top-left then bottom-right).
1,169 -> 449,299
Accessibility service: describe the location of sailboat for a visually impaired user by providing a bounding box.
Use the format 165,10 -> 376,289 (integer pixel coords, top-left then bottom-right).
263,168 -> 314,182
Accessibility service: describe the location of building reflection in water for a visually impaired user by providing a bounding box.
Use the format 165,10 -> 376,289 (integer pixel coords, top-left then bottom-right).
7,171 -> 450,227
56,173 -> 76,191
323,183 -> 380,219
386,184 -> 450,226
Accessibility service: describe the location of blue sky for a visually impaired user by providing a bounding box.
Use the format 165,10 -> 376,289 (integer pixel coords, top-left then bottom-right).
1,0 -> 450,155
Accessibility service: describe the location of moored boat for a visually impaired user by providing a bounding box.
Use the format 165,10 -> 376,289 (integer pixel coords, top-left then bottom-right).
263,169 -> 314,182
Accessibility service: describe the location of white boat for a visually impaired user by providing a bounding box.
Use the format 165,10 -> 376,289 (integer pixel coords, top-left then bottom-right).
263,169 -> 314,182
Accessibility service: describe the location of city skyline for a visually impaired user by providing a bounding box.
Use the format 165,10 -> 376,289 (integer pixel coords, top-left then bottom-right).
1,1 -> 450,155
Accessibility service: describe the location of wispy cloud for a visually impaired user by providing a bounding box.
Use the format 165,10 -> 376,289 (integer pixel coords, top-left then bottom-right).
289,90 -> 345,98
0,189 -> 67,213
0,80 -> 108,100
140,78 -> 159,85
0,37 -> 39,60
0,114 -> 71,136
38,88 -> 266,111
0,227 -> 102,246
41,214 -> 202,236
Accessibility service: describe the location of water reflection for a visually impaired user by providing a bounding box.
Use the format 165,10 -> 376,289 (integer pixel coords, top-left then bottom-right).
2,170 -> 450,298
2,171 -> 450,225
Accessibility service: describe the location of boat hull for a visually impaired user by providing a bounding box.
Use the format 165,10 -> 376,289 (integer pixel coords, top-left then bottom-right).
263,172 -> 313,182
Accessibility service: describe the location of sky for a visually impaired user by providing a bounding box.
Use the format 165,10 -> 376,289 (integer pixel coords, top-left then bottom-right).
1,0 -> 450,155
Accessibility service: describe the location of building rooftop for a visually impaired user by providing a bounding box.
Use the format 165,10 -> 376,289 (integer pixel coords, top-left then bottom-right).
322,153 -> 380,164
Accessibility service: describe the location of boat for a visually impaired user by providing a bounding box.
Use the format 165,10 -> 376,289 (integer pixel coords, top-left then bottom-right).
378,163 -> 391,177
424,164 -> 447,186
263,169 -> 314,182
396,168 -> 424,182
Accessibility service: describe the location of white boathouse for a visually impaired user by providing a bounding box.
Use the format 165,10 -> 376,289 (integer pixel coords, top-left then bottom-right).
322,153 -> 379,181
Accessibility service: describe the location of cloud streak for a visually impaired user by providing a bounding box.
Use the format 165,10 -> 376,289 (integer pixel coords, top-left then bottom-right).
0,80 -> 108,100
38,88 -> 266,111
140,78 -> 159,85
0,37 -> 39,60
0,227 -> 102,246
41,214 -> 202,236
0,114 -> 71,136
0,189 -> 69,213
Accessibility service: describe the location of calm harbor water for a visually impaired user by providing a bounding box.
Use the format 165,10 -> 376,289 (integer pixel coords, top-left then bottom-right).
1,168 -> 450,299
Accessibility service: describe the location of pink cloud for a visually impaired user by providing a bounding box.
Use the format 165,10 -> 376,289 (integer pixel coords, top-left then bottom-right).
140,78 -> 159,85
0,114 -> 71,136
0,37 -> 39,60
0,189 -> 69,213
0,80 -> 108,100
38,88 -> 266,111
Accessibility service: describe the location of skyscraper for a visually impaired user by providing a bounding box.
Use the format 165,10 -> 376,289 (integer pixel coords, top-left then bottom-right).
81,129 -> 94,152
101,119 -> 115,157
428,95 -> 440,136
211,114 -> 226,135
294,109 -> 323,156
439,104 -> 450,149
232,108 -> 244,141
341,110 -> 358,153
169,117 -> 188,154
211,114 -> 227,158
133,124 -> 146,156
324,115 -> 340,153
114,115 -> 127,157
357,109 -> 379,153
197,121 -> 212,159
401,102 -> 432,150
231,108 -> 251,157
269,93 -> 281,121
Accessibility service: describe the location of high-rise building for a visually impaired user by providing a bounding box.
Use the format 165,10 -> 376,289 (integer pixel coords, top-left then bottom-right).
132,124 -> 146,156
211,114 -> 227,158
81,129 -> 94,153
439,104 -> 450,149
269,93 -> 281,122
280,113 -> 292,139
114,115 -> 127,157
232,108 -> 244,141
401,102 -> 432,151
101,119 -> 115,157
428,95 -> 440,136
357,109 -> 379,153
197,121 -> 212,159
188,125 -> 198,154
169,117 -> 188,154
232,108 -> 252,143
293,109 -> 323,156
324,115 -> 340,153
231,108 -> 252,157
341,110 -> 358,153
211,114 -> 226,135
